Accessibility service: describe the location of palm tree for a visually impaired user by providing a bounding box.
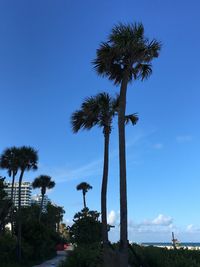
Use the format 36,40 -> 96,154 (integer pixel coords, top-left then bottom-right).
72,92 -> 117,247
93,22 -> 161,267
16,146 -> 38,261
0,147 -> 19,234
76,182 -> 92,209
32,175 -> 55,222
71,92 -> 138,266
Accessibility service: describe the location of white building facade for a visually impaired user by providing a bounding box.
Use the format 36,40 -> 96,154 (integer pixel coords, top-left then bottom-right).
31,194 -> 50,212
4,182 -> 32,207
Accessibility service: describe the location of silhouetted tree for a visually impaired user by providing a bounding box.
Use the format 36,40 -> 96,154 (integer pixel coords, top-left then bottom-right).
93,22 -> 161,267
71,92 -> 138,264
0,147 -> 19,235
32,175 -> 55,222
76,182 -> 92,209
16,146 -> 38,261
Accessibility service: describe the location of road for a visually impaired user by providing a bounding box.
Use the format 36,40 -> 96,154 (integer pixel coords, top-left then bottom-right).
32,254 -> 66,267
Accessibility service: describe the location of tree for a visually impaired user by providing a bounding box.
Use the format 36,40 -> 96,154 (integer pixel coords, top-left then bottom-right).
71,92 -> 117,247
32,175 -> 55,222
0,176 -> 12,234
0,147 -> 19,235
76,182 -> 92,209
69,208 -> 101,245
93,22 -> 161,267
0,147 -> 19,203
44,202 -> 65,232
71,92 -> 138,261
16,146 -> 38,261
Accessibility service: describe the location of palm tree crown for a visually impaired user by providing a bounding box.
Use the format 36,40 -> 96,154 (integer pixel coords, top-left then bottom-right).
93,22 -> 161,84
71,92 -> 119,135
32,175 -> 55,196
0,147 -> 19,178
16,146 -> 38,173
76,182 -> 92,194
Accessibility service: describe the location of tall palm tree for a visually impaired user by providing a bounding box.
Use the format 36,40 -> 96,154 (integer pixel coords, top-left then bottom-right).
16,146 -> 38,261
93,22 -> 161,267
71,92 -> 138,266
76,182 -> 92,209
32,175 -> 55,222
0,147 -> 19,234
72,93 -> 117,247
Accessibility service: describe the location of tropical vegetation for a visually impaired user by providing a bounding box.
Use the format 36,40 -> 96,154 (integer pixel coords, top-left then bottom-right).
76,182 -> 92,209
3,20 -> 197,267
32,175 -> 55,221
0,146 -> 66,267
92,22 -> 161,266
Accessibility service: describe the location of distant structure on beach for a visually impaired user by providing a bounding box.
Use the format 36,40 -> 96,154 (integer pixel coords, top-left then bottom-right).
172,232 -> 180,249
4,181 -> 32,207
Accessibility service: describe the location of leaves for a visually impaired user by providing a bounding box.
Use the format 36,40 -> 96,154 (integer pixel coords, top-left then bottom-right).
93,22 -> 161,85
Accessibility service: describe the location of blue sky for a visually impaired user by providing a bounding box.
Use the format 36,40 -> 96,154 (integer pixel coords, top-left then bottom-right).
0,0 -> 200,242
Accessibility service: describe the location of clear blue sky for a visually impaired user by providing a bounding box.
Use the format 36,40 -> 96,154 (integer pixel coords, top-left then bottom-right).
0,0 -> 200,242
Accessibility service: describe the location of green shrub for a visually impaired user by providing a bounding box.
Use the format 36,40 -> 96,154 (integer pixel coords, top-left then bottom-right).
129,244 -> 200,267
69,208 -> 102,245
0,232 -> 17,263
59,244 -> 102,267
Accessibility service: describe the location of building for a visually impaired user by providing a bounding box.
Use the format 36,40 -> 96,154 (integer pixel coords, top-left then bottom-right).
31,194 -> 50,212
4,182 -> 32,207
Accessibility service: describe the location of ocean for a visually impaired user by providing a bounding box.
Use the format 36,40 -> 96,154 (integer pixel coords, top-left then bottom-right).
142,243 -> 200,247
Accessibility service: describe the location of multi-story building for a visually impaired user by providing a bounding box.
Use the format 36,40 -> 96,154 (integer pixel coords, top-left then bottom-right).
31,194 -> 50,212
4,182 -> 32,207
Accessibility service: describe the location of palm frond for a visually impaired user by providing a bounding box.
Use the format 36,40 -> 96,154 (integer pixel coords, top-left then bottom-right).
133,63 -> 153,81
125,113 -> 139,125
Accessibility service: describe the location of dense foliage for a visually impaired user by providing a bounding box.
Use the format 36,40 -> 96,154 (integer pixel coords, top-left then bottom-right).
59,244 -> 102,267
129,244 -> 200,267
69,208 -> 102,245
0,202 -> 65,266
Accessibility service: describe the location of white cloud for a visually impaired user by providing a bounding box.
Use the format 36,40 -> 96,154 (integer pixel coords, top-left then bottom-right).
186,224 -> 200,233
153,143 -> 163,150
38,158 -> 103,183
152,214 -> 173,226
108,210 -> 118,225
176,135 -> 192,143
108,212 -> 200,243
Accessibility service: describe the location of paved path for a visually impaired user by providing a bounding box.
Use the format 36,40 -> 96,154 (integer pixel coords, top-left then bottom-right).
32,254 -> 66,267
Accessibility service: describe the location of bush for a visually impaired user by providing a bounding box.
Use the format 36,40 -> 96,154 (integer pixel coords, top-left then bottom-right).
69,208 -> 102,245
59,244 -> 102,267
0,232 -> 17,263
129,244 -> 200,267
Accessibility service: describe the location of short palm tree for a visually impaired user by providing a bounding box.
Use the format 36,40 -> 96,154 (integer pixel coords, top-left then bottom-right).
76,182 -> 92,209
16,146 -> 38,261
0,147 -> 19,234
71,92 -> 138,266
32,175 -> 55,222
93,22 -> 161,267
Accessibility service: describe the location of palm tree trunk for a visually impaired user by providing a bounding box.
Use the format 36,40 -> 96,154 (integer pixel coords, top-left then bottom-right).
83,192 -> 86,209
118,71 -> 129,267
10,172 -> 16,236
17,170 -> 24,262
101,130 -> 111,267
39,193 -> 44,222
